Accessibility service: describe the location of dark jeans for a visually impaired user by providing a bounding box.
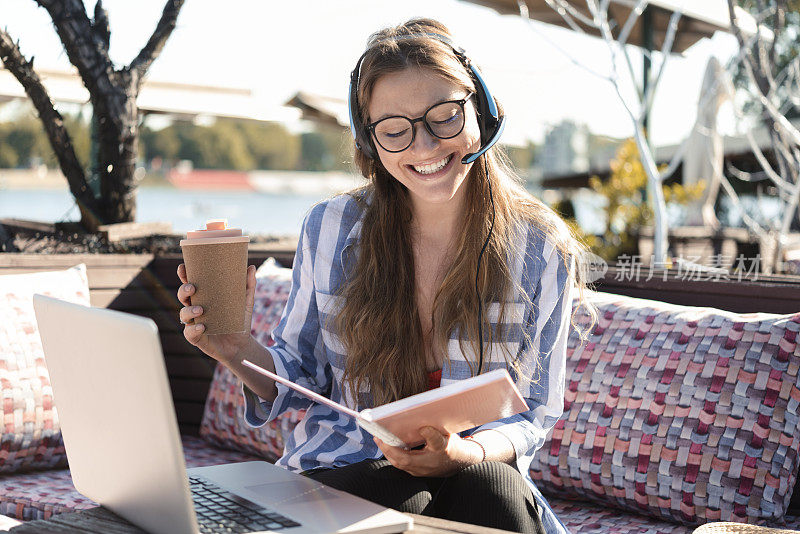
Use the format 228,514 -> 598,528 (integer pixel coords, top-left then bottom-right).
305,459 -> 545,533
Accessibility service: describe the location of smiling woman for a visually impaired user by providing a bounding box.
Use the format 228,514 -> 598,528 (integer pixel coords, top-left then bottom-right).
175,17 -> 594,534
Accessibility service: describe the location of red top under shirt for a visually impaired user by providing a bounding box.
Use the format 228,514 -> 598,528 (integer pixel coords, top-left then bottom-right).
427,369 -> 442,390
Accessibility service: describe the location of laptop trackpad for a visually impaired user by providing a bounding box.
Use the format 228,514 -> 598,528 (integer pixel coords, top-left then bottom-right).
246,480 -> 343,504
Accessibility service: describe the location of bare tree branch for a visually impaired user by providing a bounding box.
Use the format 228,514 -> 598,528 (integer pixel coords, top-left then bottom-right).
726,162 -> 768,182
0,28 -> 100,224
128,0 -> 185,88
789,60 -> 800,106
517,0 -> 612,82
730,2 -> 800,148
556,0 -> 597,27
733,108 -> 794,193
727,0 -> 763,89
92,0 -> 110,50
727,0 -> 800,270
617,0 -> 648,47
751,85 -> 800,146
770,0 -> 785,67
642,9 -> 682,117
749,1 -> 777,90
543,0 -> 584,32
589,0 -> 641,102
34,0 -> 115,101
657,136 -> 689,182
718,171 -> 770,238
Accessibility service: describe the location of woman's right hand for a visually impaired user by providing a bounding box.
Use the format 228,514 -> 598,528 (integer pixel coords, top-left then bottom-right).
177,263 -> 257,365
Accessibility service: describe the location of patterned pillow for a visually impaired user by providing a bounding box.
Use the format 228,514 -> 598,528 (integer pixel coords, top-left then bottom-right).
0,264 -> 90,473
200,258 -> 306,460
530,291 -> 800,526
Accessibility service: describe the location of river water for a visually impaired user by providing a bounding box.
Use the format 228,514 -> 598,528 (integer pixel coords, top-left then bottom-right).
0,183 -> 774,239
0,187 -> 328,236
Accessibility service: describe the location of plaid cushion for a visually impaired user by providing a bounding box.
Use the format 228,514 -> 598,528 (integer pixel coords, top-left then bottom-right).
530,291 -> 800,526
0,265 -> 90,474
0,435 -> 261,521
199,258 -> 306,459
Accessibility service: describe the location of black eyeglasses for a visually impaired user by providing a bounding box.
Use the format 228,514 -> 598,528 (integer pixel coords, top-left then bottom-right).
367,92 -> 474,153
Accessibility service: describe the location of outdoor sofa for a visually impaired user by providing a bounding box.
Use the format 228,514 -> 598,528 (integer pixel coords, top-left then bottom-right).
3,258 -> 800,533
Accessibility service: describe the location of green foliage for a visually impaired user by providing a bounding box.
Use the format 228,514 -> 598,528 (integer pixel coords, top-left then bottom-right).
300,129 -> 353,172
171,121 -> 255,170
6,122 -> 41,163
569,139 -> 705,262
0,143 -> 18,168
139,124 -> 180,162
300,131 -> 326,170
61,115 -> 90,168
236,121 -> 301,171
139,119 -> 310,171
1,106 -> 351,173
504,142 -> 537,170
0,112 -> 89,169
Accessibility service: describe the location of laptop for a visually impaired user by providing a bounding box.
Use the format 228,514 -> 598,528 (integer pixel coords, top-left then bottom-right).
33,294 -> 412,534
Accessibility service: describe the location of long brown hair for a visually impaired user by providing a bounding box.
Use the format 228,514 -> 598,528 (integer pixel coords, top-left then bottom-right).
334,18 -> 593,407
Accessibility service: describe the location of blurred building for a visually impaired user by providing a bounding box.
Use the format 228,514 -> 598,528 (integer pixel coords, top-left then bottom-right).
541,121 -> 590,177
538,120 -> 621,181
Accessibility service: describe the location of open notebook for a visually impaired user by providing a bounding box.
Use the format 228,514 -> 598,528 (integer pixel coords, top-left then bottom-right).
242,360 -> 528,449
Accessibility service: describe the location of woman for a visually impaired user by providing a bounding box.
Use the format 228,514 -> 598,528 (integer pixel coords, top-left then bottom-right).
178,18 -> 590,532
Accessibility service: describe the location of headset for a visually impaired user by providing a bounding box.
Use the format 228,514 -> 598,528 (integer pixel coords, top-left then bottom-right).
347,33 -> 505,165
347,33 -> 506,376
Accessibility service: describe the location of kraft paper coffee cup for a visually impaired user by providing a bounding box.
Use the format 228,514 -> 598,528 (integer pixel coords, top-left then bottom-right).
180,219 -> 250,335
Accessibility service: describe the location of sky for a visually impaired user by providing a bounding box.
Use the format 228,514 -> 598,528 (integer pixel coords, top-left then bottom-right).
2,0 -> 743,148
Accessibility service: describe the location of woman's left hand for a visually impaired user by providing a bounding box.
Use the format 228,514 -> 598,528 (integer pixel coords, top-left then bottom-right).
374,426 -> 483,477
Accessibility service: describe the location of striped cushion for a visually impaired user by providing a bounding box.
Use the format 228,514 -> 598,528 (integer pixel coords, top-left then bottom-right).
199,258 -> 305,459
530,291 -> 800,526
0,435 -> 260,521
0,265 -> 90,474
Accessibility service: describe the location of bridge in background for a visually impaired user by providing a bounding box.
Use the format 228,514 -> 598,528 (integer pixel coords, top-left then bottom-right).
0,66 -> 300,124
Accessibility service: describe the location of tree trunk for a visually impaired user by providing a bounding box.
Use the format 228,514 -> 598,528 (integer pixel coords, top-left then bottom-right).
95,82 -> 139,226
97,122 -> 138,225
76,60 -> 145,230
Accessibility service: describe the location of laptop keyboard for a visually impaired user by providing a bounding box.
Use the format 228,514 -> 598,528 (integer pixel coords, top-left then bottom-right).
190,475 -> 301,533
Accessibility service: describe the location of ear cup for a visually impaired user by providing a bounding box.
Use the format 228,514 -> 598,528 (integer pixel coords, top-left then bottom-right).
459,56 -> 505,164
460,57 -> 501,147
348,63 -> 378,160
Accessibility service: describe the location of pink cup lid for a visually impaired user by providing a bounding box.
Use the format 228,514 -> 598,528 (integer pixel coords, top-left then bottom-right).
186,219 -> 243,239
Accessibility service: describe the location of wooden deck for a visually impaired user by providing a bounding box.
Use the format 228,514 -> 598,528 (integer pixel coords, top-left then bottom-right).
597,265 -> 800,314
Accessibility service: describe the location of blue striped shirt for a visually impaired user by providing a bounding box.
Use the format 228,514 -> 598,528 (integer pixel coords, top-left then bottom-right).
243,192 -> 573,532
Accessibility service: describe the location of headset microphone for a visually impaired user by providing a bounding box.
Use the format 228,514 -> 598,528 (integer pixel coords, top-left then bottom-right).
462,116 -> 506,164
